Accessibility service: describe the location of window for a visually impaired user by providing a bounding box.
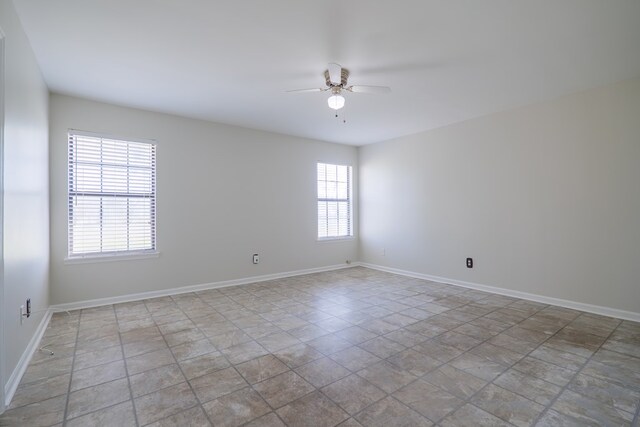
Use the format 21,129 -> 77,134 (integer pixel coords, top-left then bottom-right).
317,162 -> 352,239
68,131 -> 156,258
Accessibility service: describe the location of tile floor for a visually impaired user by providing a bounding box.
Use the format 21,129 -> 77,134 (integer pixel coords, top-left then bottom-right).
1,267 -> 639,426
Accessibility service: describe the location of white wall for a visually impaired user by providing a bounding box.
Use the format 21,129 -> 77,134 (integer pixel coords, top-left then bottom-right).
50,94 -> 358,305
360,76 -> 640,314
0,0 -> 50,403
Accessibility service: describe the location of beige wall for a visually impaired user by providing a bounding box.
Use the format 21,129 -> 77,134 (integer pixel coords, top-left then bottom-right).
359,76 -> 640,314
1,0 -> 50,402
49,94 -> 358,305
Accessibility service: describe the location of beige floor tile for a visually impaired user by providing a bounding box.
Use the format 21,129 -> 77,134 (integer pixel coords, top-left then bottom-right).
550,389 -> 634,426
126,348 -> 175,375
122,335 -> 168,358
129,363 -> 186,397
329,346 -> 381,371
30,341 -> 76,364
244,412 -> 286,427
386,348 -> 441,376
334,326 -> 378,344
469,342 -> 524,366
134,381 -> 198,425
354,396 -> 432,427
243,323 -> 282,340
358,336 -> 406,359
178,351 -> 230,380
307,334 -> 353,355
171,338 -> 218,361
591,348 -> 640,372
337,418 -> 364,426
66,400 -> 136,427
601,336 -> 640,358
440,403 -> 512,427
393,379 -> 463,422
120,325 -> 162,344
288,324 -> 331,342
21,356 -> 73,385
493,369 -> 561,406
435,331 -> 483,351
276,390 -> 349,427
295,357 -> 350,387
253,371 -> 315,408
164,328 -> 206,347
70,359 -> 127,391
74,345 -> 123,370
7,268 -> 640,427
471,383 -> 545,427
0,395 -> 66,427
235,354 -> 290,384
412,340 -> 463,363
207,330 -> 252,350
383,329 -> 430,347
146,405 -> 211,427
357,361 -> 417,394
321,374 -> 386,415
256,331 -> 301,352
221,340 -> 269,364
512,356 -> 576,386
567,372 -> 640,414
422,364 -> 487,399
449,352 -> 507,381
272,343 -> 326,368
67,378 -> 130,419
535,409 -> 585,427
203,388 -> 272,427
359,319 -> 400,335
8,373 -> 70,409
189,366 -> 248,403
488,333 -> 541,354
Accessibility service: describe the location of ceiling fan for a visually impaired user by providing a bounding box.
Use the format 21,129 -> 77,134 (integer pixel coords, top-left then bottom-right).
287,63 -> 391,110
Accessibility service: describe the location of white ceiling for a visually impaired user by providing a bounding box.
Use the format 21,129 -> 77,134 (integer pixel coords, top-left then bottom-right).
13,0 -> 640,145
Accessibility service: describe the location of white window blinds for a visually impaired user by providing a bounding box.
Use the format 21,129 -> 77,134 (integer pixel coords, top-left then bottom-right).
317,162 -> 352,239
68,131 -> 157,257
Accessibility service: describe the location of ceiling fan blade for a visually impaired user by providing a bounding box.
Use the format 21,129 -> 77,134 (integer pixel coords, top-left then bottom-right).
327,63 -> 342,85
286,88 -> 325,93
347,85 -> 391,94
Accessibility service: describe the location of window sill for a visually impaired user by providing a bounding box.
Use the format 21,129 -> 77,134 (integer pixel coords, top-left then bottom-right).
65,251 -> 160,265
317,236 -> 355,242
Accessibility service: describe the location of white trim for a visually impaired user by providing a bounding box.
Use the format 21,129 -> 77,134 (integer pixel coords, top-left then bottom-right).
360,262 -> 640,323
4,310 -> 52,408
0,27 -> 6,415
51,263 -> 358,312
64,251 -> 160,265
68,128 -> 156,145
317,236 -> 355,242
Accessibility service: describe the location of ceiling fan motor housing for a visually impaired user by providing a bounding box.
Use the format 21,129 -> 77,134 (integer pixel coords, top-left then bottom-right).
324,68 -> 350,87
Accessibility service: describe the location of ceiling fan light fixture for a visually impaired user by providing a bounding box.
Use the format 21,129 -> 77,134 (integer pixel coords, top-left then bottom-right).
328,94 -> 345,110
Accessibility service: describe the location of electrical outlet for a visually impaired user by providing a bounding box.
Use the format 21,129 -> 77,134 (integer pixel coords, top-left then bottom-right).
20,305 -> 25,324
466,258 -> 473,268
252,254 -> 259,264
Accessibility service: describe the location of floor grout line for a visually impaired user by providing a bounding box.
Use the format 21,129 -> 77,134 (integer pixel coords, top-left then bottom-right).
529,316 -> 621,425
113,304 -> 141,427
60,309 -> 82,426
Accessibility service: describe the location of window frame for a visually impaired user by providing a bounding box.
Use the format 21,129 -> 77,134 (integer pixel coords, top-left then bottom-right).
316,162 -> 354,241
66,130 -> 158,261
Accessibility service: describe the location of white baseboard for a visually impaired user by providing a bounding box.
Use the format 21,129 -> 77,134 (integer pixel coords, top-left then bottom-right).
360,262 -> 640,323
4,309 -> 52,408
51,263 -> 359,312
